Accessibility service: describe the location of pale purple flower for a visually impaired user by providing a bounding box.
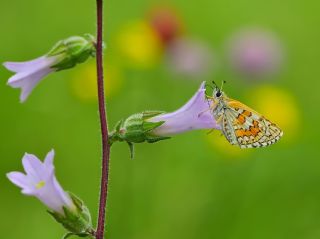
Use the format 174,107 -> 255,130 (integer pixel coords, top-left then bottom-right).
3,34 -> 96,102
148,81 -> 220,136
3,56 -> 59,102
166,38 -> 215,79
7,150 -> 75,215
227,28 -> 283,79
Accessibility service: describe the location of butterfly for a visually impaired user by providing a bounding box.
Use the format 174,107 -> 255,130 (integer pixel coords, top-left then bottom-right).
207,81 -> 283,148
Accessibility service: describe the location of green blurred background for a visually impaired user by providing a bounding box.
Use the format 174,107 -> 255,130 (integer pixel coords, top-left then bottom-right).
1,0 -> 320,238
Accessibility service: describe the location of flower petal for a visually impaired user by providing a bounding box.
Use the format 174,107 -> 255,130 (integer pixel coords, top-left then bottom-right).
22,153 -> 45,182
3,56 -> 54,73
53,177 -> 74,209
35,175 -> 73,214
44,149 -> 55,174
7,172 -> 29,188
7,67 -> 53,102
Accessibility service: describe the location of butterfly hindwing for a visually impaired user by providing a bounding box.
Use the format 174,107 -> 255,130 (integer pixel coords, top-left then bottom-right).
222,100 -> 283,148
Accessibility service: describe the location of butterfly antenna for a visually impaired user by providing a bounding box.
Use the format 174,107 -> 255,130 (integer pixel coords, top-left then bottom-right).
212,80 -> 219,90
220,80 -> 226,91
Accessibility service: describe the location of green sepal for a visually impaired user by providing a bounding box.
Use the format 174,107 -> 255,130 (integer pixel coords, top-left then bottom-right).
47,34 -> 97,71
143,121 -> 165,132
62,232 -> 94,239
145,135 -> 171,143
142,111 -> 166,119
127,142 -> 134,159
62,233 -> 74,239
48,192 -> 95,238
109,111 -> 170,158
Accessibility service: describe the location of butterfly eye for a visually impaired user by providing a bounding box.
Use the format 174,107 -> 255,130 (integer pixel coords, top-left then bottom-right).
216,91 -> 222,97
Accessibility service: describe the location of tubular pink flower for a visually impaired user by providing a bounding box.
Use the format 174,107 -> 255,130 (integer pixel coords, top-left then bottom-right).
148,81 -> 220,136
3,34 -> 96,102
7,150 -> 74,215
4,56 -> 59,102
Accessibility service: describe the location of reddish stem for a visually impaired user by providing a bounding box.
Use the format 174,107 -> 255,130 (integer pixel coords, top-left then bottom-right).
95,0 -> 111,238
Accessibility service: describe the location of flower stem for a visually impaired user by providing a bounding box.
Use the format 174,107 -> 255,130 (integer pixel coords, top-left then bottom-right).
95,0 -> 111,238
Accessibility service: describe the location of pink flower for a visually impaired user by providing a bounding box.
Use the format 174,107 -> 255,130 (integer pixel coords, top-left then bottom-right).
3,34 -> 96,102
7,150 -> 75,215
166,38 -> 215,79
149,81 -> 220,136
227,28 -> 283,79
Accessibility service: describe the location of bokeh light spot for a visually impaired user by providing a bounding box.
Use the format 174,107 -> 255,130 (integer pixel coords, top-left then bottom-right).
206,131 -> 251,158
248,85 -> 300,141
116,20 -> 164,69
70,62 -> 123,102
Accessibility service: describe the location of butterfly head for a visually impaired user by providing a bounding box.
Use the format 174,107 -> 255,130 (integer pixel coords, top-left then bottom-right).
211,80 -> 226,100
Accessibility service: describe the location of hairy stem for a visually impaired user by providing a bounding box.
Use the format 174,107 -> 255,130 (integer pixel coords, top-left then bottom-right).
95,0 -> 111,238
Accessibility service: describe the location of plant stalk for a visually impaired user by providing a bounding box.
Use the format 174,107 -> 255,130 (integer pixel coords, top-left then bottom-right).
95,0 -> 111,238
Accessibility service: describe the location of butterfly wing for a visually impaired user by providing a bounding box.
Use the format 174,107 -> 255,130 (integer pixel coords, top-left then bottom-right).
222,99 -> 283,148
221,108 -> 239,145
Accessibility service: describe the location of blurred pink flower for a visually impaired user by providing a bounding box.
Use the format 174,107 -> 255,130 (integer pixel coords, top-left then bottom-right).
7,150 -> 75,215
149,81 -> 220,136
166,38 -> 215,79
227,28 -> 283,79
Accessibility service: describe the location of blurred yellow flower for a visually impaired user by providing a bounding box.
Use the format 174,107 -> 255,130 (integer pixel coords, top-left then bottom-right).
206,132 -> 251,158
116,20 -> 164,68
248,85 -> 300,141
70,62 -> 123,102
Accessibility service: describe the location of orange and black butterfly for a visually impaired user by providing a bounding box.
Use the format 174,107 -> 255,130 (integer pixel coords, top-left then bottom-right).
208,82 -> 283,148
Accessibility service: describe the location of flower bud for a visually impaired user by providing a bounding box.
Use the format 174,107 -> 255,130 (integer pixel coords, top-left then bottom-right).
48,34 -> 96,71
109,111 -> 171,158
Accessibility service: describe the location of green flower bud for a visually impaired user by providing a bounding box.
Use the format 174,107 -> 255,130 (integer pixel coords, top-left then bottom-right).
47,34 -> 96,71
109,111 -> 171,158
48,192 -> 95,238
